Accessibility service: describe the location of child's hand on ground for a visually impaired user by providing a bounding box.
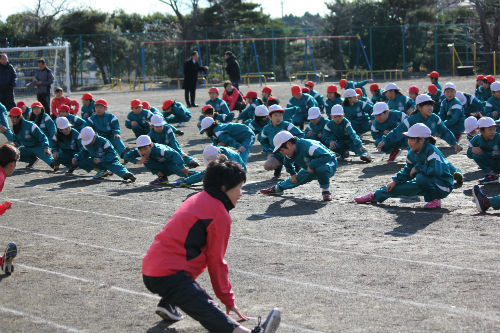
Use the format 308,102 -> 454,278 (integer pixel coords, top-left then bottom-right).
471,147 -> 482,154
377,141 -> 385,152
454,144 -> 462,153
307,167 -> 314,174
114,134 -> 121,139
329,141 -> 336,150
386,181 -> 397,192
226,305 -> 249,321
291,174 -> 298,183
238,146 -> 246,152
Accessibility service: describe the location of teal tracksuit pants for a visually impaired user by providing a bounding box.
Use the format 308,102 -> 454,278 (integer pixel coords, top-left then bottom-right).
374,174 -> 452,203
472,155 -> 500,174
277,162 -> 337,191
76,155 -> 128,178
19,146 -> 54,166
101,134 -> 126,156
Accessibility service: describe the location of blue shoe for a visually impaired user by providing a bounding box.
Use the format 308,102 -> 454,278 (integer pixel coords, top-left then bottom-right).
93,169 -> 107,179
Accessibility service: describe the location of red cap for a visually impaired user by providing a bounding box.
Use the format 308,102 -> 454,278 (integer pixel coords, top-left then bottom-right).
327,85 -> 338,93
408,85 -> 419,94
31,101 -> 43,108
262,86 -> 272,94
162,100 -> 174,110
202,105 -> 214,113
291,85 -> 301,96
58,104 -> 70,113
305,81 -> 315,88
427,71 -> 439,78
369,83 -> 379,92
131,99 -> 142,108
81,93 -> 93,100
243,91 -> 258,99
142,101 -> 151,109
302,87 -> 310,94
208,87 -> 219,94
355,88 -> 363,95
476,75 -> 484,81
339,79 -> 347,88
427,84 -> 437,94
485,75 -> 495,83
16,101 -> 27,108
95,99 -> 108,107
9,107 -> 23,117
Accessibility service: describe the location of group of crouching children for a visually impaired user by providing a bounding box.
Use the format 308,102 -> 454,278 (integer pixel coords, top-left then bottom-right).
1,72 -> 499,213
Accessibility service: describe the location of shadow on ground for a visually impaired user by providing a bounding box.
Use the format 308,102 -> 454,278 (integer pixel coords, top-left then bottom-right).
380,204 -> 450,236
247,196 -> 327,220
146,320 -> 177,333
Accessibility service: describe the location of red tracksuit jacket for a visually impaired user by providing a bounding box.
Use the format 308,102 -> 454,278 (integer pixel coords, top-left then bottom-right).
222,88 -> 246,111
0,166 -> 7,215
142,190 -> 235,308
51,97 -> 80,115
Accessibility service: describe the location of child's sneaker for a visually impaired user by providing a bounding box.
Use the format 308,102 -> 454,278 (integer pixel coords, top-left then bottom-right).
260,186 -> 283,196
322,190 -> 332,201
424,199 -> 441,209
155,299 -> 183,322
273,165 -> 282,179
251,308 -> 281,333
355,192 -> 376,204
175,129 -> 184,136
453,171 -> 464,185
93,169 -> 107,179
123,173 -> 136,182
26,156 -> 39,169
478,173 -> 499,185
387,148 -> 401,162
51,161 -> 60,172
150,176 -> 169,185
172,179 -> 188,187
188,159 -> 200,168
65,166 -> 78,175
177,122 -> 186,127
360,153 -> 372,163
472,185 -> 491,213
342,151 -> 350,160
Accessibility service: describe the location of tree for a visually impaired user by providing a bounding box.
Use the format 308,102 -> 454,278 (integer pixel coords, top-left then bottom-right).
471,0 -> 500,73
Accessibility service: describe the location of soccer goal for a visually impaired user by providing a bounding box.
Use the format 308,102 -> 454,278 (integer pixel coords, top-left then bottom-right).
0,45 -> 71,96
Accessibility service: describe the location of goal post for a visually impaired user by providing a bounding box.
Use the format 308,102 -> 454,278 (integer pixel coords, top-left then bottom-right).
0,45 -> 71,97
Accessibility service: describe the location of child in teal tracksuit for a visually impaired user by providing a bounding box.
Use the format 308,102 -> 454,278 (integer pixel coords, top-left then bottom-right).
87,99 -> 127,158
80,93 -> 95,120
356,123 -> 456,209
247,105 -> 270,135
173,145 -> 246,187
9,107 -> 55,169
260,105 -> 304,178
125,99 -> 154,138
484,81 -> 500,119
439,83 -> 465,141
371,102 -> 408,162
206,87 -> 231,115
384,83 -> 415,115
266,97 -> 298,123
29,102 -> 56,148
427,71 -> 442,90
124,135 -> 191,185
322,105 -> 372,162
342,89 -> 372,135
478,75 -> 495,103
325,85 -> 343,118
0,102 -> 13,142
467,117 -> 500,185
197,104 -> 235,130
73,127 -> 135,181
260,131 -> 337,201
305,107 -> 328,141
427,84 -> 443,114
305,81 -> 325,113
148,114 -> 199,168
455,91 -> 485,118
287,85 -> 318,129
57,104 -> 87,132
339,79 -> 371,96
199,117 -> 255,164
238,91 -> 262,123
16,101 -> 32,119
161,100 -> 191,125
52,117 -> 82,173
369,84 -> 386,104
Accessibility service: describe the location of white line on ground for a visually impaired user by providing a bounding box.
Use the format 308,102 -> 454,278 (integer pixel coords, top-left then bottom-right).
0,305 -> 89,333
2,224 -> 497,322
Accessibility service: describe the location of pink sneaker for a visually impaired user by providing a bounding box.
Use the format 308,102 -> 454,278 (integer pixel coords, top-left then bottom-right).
424,199 -> 441,209
355,192 -> 376,204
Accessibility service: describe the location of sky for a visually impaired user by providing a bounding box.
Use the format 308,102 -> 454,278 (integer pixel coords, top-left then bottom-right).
2,0 -> 329,20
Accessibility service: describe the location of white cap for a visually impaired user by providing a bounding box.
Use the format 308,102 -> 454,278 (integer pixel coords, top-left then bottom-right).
344,89 -> 357,98
455,91 -> 466,105
151,114 -> 165,127
268,104 -> 284,114
56,117 -> 70,130
330,104 -> 344,116
307,107 -> 321,120
372,102 -> 389,116
477,117 -> 497,128
272,131 -> 294,153
202,145 -> 220,166
491,81 -> 500,92
136,135 -> 152,148
443,82 -> 456,91
80,127 -> 95,145
464,116 -> 478,134
415,94 -> 434,105
200,117 -> 215,132
384,83 -> 400,91
254,105 -> 269,117
403,123 -> 431,138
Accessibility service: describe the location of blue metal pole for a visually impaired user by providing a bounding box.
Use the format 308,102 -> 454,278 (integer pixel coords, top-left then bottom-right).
358,38 -> 373,79
253,41 -> 262,86
307,40 -> 318,83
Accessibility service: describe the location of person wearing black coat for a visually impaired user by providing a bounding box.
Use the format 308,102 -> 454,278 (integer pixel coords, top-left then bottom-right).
183,51 -> 208,108
0,53 -> 17,110
225,51 -> 241,90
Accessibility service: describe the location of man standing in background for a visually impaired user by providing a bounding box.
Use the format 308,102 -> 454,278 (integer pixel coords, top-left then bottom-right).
225,51 -> 241,90
34,59 -> 54,114
183,51 -> 208,108
0,53 -> 16,109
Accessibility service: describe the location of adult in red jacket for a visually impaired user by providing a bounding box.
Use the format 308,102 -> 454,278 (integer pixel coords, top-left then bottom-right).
222,80 -> 247,113
0,143 -> 19,215
142,159 -> 280,333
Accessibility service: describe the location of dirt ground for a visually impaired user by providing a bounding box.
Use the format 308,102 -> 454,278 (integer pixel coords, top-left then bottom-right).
0,76 -> 499,333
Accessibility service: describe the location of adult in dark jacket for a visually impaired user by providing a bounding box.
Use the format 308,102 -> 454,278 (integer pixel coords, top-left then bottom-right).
34,59 -> 54,115
225,51 -> 241,90
0,53 -> 17,110
183,51 -> 208,108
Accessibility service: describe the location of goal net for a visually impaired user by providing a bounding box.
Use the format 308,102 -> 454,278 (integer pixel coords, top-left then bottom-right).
0,45 -> 71,97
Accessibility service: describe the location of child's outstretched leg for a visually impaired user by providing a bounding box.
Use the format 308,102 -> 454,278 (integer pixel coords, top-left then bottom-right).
101,159 -> 135,182
350,143 -> 372,163
473,185 -> 500,213
473,154 -> 500,184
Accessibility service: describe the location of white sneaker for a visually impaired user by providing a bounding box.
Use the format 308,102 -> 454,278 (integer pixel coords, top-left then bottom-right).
177,122 -> 186,127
